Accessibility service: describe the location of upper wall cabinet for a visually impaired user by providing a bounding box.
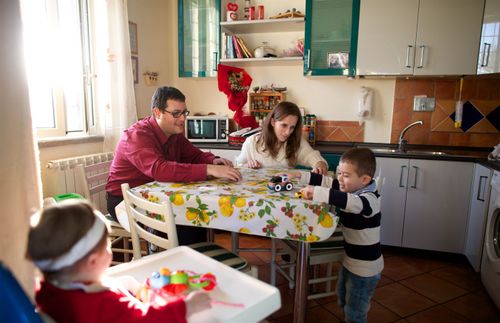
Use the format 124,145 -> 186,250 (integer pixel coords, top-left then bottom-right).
178,0 -> 220,77
477,0 -> 500,74
356,0 -> 484,76
303,0 -> 360,76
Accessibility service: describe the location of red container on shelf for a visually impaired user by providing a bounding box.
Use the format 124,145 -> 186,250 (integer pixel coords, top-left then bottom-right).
258,5 -> 264,20
248,6 -> 255,20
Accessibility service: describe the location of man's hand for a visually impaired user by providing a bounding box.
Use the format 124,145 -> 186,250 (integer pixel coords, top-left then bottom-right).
207,164 -> 242,182
311,161 -> 328,175
246,159 -> 262,169
213,157 -> 233,167
299,185 -> 314,200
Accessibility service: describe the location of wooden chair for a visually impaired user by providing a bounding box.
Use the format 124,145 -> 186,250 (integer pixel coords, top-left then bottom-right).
271,226 -> 344,300
121,183 -> 258,277
75,161 -> 134,265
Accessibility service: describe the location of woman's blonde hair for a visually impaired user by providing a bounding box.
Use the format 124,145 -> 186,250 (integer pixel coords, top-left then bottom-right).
257,101 -> 303,166
27,200 -> 108,280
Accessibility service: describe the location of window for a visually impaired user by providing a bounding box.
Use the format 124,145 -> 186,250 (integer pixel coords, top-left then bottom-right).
21,0 -> 95,138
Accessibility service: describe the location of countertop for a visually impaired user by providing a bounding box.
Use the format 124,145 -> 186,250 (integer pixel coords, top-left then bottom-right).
195,141 -> 500,171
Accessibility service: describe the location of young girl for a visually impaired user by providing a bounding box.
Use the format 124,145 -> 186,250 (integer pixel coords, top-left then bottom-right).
27,200 -> 211,323
236,101 -> 328,174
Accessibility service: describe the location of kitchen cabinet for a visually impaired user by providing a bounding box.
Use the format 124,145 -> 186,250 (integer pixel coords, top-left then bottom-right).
477,0 -> 500,74
249,91 -> 286,125
178,0 -> 220,77
357,0 -> 484,76
219,0 -> 305,65
303,0 -> 360,76
376,157 -> 473,253
465,164 -> 492,271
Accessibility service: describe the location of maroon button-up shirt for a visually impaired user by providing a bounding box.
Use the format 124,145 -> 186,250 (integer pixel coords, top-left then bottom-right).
106,116 -> 216,196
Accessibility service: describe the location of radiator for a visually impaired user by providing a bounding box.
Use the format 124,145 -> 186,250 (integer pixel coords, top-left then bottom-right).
45,152 -> 114,212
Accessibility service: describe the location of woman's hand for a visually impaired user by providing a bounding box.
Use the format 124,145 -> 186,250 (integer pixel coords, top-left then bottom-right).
299,186 -> 314,200
246,159 -> 262,169
311,161 -> 328,175
213,157 -> 233,167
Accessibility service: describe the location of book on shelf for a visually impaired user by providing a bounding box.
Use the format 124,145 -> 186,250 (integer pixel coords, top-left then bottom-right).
227,35 -> 235,59
232,35 -> 243,58
221,32 -> 227,59
235,36 -> 253,58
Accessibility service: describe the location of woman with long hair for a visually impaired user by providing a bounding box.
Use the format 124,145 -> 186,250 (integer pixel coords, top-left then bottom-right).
236,101 -> 328,174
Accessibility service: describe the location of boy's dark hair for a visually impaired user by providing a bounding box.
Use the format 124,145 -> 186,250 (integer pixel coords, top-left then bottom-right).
150,86 -> 186,112
340,148 -> 376,178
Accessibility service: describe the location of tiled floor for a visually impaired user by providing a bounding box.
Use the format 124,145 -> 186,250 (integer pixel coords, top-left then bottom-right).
214,232 -> 500,322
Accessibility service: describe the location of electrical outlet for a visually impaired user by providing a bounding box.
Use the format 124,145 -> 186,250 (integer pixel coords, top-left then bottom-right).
413,97 -> 435,112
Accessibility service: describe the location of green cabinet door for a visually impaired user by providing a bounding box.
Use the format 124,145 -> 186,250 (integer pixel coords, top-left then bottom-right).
178,0 -> 220,77
304,0 -> 360,76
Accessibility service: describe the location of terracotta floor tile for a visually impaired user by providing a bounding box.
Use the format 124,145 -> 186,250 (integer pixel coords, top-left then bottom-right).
377,274 -> 395,288
400,273 -> 468,303
373,283 -> 436,317
321,299 -> 345,320
405,305 -> 470,323
430,264 -> 483,292
382,256 -> 426,281
367,300 -> 402,323
444,292 -> 500,322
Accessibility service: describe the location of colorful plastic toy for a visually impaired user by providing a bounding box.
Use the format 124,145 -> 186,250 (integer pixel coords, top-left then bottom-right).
137,267 -> 217,302
268,175 -> 293,192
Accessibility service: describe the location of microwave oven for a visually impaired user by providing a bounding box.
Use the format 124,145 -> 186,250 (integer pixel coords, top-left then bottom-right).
185,116 -> 229,142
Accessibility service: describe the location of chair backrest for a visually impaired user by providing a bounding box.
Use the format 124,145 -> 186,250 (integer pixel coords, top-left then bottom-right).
121,183 -> 179,260
75,161 -> 112,213
0,262 -> 43,322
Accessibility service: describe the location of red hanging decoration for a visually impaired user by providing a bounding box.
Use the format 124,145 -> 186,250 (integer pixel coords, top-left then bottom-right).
217,64 -> 258,129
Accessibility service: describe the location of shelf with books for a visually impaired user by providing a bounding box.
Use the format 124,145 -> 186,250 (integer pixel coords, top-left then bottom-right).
219,56 -> 303,64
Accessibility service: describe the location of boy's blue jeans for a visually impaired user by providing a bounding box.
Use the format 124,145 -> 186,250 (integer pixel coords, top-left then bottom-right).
336,266 -> 381,323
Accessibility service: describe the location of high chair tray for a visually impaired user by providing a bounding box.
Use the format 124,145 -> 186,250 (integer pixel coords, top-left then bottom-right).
105,246 -> 280,322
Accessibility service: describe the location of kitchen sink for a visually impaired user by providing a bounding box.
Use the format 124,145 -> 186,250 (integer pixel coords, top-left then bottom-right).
365,148 -> 447,156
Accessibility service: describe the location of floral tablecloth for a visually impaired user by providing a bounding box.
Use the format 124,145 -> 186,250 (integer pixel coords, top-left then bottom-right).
129,168 -> 338,242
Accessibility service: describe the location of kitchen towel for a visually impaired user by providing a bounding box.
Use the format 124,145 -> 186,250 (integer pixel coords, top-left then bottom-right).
357,86 -> 373,125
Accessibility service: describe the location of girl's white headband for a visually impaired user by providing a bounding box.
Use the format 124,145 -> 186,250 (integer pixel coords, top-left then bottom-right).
34,212 -> 108,271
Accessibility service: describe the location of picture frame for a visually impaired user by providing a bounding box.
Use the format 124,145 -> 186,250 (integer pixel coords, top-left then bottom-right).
327,52 -> 349,69
129,21 -> 138,55
131,56 -> 138,84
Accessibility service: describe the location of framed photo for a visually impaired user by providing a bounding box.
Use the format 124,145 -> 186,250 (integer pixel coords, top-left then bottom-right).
327,52 -> 349,69
129,21 -> 138,55
131,56 -> 138,84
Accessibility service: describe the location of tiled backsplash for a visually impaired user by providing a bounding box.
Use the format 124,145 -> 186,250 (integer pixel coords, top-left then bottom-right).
392,75 -> 500,147
316,120 -> 364,142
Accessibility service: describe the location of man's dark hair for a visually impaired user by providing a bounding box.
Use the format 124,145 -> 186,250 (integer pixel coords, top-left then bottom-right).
340,148 -> 376,178
150,86 -> 186,112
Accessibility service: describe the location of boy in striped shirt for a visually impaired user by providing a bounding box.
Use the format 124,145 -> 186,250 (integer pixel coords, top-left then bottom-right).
287,147 -> 382,323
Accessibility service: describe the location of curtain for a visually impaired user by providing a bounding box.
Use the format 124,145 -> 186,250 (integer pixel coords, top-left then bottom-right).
0,0 -> 42,296
94,0 -> 138,152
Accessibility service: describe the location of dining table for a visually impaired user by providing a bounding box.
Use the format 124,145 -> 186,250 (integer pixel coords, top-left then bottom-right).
116,167 -> 339,323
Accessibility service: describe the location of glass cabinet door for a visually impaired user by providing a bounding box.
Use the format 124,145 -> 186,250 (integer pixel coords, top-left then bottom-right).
178,0 -> 220,77
304,0 -> 360,76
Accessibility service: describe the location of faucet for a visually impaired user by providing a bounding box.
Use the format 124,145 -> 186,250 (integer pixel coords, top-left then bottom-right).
398,120 -> 423,152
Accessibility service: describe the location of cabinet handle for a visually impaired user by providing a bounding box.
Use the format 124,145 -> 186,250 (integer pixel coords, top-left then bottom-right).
417,45 -> 425,68
405,45 -> 413,68
399,165 -> 407,188
410,166 -> 418,188
477,175 -> 488,202
481,43 -> 491,67
212,52 -> 218,71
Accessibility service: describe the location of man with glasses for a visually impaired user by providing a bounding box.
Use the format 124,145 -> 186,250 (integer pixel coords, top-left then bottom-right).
106,86 -> 241,245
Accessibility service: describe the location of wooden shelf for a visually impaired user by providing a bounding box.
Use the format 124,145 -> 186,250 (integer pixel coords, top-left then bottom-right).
220,56 -> 303,64
221,17 -> 305,34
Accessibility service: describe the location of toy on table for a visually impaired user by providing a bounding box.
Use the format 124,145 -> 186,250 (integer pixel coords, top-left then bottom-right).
294,191 -> 303,199
268,175 -> 293,192
137,267 -> 216,303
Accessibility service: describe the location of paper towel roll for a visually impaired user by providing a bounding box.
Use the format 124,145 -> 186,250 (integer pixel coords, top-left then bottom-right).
358,86 -> 373,125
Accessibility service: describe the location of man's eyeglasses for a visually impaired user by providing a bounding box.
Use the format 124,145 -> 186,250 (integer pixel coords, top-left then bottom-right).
163,109 -> 190,118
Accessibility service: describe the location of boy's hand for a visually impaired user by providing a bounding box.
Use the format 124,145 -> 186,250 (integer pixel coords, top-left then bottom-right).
185,290 -> 212,317
312,161 -> 328,175
300,186 -> 314,200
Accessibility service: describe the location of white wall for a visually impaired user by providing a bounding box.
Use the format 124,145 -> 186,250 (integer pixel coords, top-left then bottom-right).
128,0 -> 396,143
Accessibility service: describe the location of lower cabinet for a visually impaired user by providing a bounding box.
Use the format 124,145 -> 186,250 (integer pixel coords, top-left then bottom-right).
376,157 -> 473,253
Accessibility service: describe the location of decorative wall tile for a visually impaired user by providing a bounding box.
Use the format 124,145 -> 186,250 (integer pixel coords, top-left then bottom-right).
316,120 -> 364,143
449,101 -> 484,132
486,106 -> 500,131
